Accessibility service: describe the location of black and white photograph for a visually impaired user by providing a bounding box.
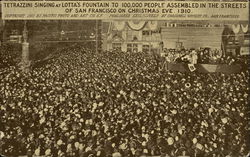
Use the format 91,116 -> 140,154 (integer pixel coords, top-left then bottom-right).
0,0 -> 249,157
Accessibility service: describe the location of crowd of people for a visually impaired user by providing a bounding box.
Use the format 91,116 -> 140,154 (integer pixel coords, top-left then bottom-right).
0,44 -> 21,68
163,48 -> 249,65
0,43 -> 249,157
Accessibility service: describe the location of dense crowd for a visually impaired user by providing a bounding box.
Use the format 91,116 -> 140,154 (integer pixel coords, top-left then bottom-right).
163,48 -> 249,65
0,44 -> 249,157
0,44 -> 21,68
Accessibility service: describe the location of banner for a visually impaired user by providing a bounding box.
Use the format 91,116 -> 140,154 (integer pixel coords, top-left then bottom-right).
127,21 -> 147,31
188,64 -> 196,72
241,24 -> 249,33
1,1 -> 249,21
167,63 -> 242,74
232,24 -> 241,34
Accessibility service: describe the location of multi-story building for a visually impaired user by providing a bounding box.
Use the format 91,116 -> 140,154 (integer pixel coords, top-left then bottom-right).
104,21 -> 162,53
104,20 -> 249,56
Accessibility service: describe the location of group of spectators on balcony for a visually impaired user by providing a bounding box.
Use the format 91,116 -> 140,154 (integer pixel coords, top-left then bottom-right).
0,44 -> 249,157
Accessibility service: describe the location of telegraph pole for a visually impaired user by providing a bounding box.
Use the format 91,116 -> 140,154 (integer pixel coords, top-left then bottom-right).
95,20 -> 102,53
21,20 -> 30,72
95,20 -> 98,53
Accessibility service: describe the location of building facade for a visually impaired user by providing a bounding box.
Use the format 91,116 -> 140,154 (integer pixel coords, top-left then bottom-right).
104,20 -> 249,56
105,21 -> 162,53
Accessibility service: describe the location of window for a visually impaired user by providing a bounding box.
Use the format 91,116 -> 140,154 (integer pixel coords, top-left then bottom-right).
112,43 -> 122,50
127,43 -> 138,52
142,30 -> 150,36
127,44 -> 132,52
142,30 -> 151,41
133,36 -> 138,41
152,30 -> 160,33
142,45 -> 150,53
133,44 -> 138,52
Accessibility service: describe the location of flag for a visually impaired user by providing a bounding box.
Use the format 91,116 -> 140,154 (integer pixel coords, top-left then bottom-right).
188,64 -> 196,72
